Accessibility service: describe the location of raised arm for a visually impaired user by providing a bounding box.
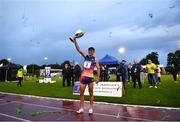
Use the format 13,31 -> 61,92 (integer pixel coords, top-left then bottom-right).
70,36 -> 86,58
95,59 -> 100,83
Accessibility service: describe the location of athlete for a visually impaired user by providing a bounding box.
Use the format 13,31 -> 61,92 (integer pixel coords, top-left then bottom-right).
70,36 -> 100,114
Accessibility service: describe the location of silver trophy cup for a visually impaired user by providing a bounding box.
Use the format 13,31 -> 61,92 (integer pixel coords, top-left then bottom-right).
69,29 -> 85,42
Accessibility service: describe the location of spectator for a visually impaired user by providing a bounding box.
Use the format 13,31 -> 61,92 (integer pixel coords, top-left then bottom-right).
107,69 -> 110,80
156,65 -> 161,84
100,65 -> 105,81
131,60 -> 142,89
140,67 -> 145,84
170,64 -> 178,83
101,65 -> 108,81
74,63 -> 82,81
146,59 -> 157,88
128,63 -> 132,83
70,65 -> 75,86
116,60 -> 127,89
124,62 -> 129,82
16,68 -> 24,87
62,64 -> 71,87
104,65 -> 109,81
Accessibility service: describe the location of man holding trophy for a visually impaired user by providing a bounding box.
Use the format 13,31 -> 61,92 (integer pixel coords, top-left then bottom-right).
70,30 -> 100,114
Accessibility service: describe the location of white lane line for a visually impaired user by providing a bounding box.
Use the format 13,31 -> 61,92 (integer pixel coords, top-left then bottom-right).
0,113 -> 31,122
0,94 -> 161,121
0,92 -> 180,110
0,101 -> 15,106
14,101 -> 153,121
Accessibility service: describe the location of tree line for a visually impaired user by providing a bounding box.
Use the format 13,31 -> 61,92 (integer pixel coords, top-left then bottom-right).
0,50 -> 179,74
140,50 -> 180,73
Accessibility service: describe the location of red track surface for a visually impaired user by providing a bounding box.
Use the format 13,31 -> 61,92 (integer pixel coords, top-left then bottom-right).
0,92 -> 180,121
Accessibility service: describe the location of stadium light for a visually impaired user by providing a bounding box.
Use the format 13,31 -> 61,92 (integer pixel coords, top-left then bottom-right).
118,47 -> 125,55
44,57 -> 48,60
7,58 -> 11,62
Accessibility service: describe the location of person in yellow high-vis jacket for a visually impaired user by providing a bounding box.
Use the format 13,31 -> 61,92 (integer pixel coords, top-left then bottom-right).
146,60 -> 157,88
16,68 -> 23,87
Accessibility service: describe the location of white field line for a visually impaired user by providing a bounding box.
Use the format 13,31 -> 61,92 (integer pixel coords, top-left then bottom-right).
0,113 -> 31,122
0,92 -> 180,110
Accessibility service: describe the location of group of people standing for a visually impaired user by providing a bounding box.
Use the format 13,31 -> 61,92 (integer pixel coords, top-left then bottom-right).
116,59 -> 164,89
62,59 -> 179,89
116,59 -> 179,89
62,63 -> 81,87
116,59 -> 145,89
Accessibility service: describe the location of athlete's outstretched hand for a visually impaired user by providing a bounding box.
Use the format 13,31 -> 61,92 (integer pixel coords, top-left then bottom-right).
69,36 -> 77,43
95,78 -> 100,84
95,81 -> 99,84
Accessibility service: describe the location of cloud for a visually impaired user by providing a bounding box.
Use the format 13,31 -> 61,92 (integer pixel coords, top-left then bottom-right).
82,24 -> 180,49
0,0 -> 180,65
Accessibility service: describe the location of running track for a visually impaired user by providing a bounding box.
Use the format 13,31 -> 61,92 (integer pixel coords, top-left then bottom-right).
0,92 -> 180,121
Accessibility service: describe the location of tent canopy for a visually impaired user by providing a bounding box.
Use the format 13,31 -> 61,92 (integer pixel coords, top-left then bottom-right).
0,63 -> 20,81
0,63 -> 20,69
99,54 -> 119,66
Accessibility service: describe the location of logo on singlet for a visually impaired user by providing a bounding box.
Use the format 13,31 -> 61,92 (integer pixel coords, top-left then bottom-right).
83,61 -> 92,69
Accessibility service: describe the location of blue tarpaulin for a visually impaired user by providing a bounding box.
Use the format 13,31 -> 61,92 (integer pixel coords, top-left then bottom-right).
99,54 -> 119,65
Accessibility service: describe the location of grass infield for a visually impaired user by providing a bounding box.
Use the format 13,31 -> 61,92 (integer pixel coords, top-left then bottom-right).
0,75 -> 179,107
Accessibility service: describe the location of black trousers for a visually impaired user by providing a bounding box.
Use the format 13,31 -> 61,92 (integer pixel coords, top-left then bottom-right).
17,77 -> 23,87
63,76 -> 71,87
116,74 -> 126,89
101,73 -> 108,81
128,74 -> 131,82
157,77 -> 161,83
132,74 -> 142,88
116,74 -> 125,82
172,73 -> 177,81
74,74 -> 80,81
71,76 -> 75,86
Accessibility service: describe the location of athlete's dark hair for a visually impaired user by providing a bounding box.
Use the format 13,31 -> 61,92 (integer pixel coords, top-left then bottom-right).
88,47 -> 95,51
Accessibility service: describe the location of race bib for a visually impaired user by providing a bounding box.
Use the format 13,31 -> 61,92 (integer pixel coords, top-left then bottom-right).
83,61 -> 92,69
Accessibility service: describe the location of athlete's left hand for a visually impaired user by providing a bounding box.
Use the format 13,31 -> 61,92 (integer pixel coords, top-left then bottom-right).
70,36 -> 77,43
95,78 -> 100,84
95,81 -> 99,84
